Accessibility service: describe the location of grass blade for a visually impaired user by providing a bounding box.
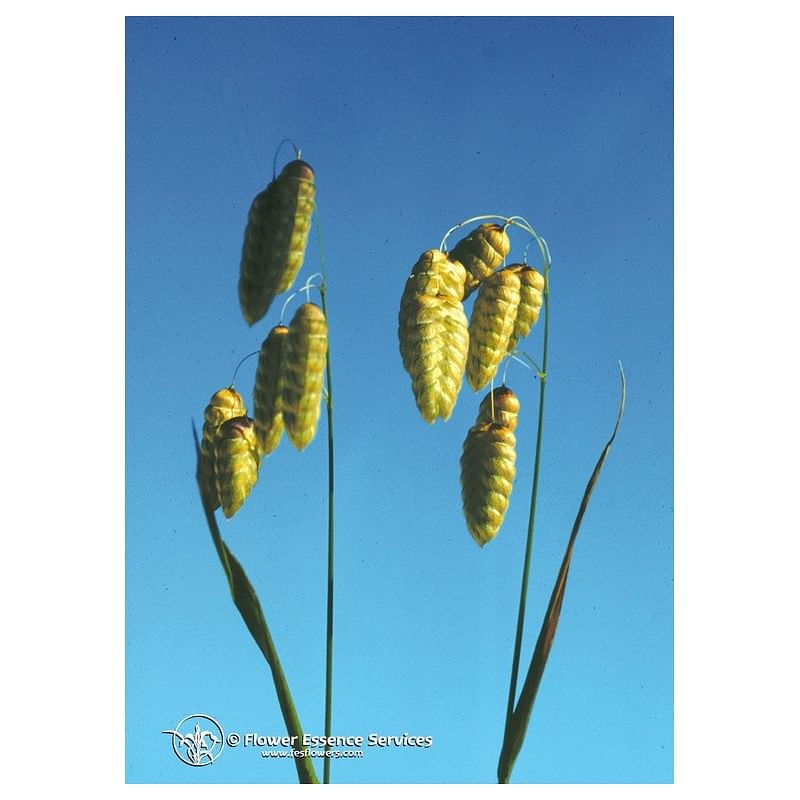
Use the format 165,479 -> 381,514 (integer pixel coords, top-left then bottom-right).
192,424 -> 319,784
497,365 -> 626,784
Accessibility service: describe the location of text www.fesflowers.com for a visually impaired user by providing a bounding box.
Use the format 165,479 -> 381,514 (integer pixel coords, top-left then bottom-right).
228,732 -> 433,761
262,749 -> 364,759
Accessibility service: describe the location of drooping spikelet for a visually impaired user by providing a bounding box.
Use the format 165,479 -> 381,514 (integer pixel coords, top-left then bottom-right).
476,385 -> 520,432
460,413 -> 517,547
448,223 -> 511,297
466,268 -> 521,391
214,416 -> 260,519
506,264 -> 545,352
398,249 -> 469,423
281,303 -> 328,450
253,325 -> 288,455
200,387 -> 247,510
239,159 -> 316,326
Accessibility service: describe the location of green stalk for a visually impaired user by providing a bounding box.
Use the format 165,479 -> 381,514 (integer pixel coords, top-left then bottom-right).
504,264 -> 550,731
497,366 -> 626,782
192,427 -> 319,784
315,213 -> 335,784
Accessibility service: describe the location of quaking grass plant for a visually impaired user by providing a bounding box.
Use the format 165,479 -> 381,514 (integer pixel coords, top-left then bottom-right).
193,140 -> 336,784
398,214 -> 626,783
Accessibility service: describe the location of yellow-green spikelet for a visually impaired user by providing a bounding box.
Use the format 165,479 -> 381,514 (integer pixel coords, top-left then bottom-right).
200,387 -> 247,510
448,223 -> 511,297
460,417 -> 517,547
281,303 -> 328,450
506,264 -> 545,352
466,268 -> 521,391
239,159 -> 316,326
398,250 -> 469,423
214,416 -> 260,518
253,325 -> 288,455
476,385 -> 520,432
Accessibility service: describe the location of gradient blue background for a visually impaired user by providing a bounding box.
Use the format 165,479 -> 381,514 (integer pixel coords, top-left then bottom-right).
126,16 -> 672,784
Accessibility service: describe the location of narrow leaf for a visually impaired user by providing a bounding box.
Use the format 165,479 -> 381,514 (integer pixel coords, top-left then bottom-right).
497,365 -> 626,783
192,423 -> 319,784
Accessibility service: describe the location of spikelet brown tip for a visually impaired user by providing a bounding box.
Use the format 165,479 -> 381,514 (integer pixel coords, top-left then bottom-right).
476,386 -> 520,433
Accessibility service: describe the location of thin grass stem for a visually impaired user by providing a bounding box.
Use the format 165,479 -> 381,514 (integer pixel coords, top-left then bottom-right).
272,137 -> 301,179
314,209 -> 336,784
497,365 -> 626,782
439,213 -> 513,252
504,251 -> 551,734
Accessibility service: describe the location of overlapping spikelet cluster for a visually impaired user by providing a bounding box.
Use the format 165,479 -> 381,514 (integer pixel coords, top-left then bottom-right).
197,152 -> 330,520
397,217 -> 546,545
461,387 -> 519,546
398,221 -> 544,423
239,159 -> 316,326
398,250 -> 469,423
251,304 -> 329,456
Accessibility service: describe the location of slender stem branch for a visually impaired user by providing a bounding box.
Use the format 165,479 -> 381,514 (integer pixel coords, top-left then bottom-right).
504,254 -> 551,733
272,137 -> 301,179
439,213 -> 512,252
229,350 -> 260,386
314,211 -> 336,784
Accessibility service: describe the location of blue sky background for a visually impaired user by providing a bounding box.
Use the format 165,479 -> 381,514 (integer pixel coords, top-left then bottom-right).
126,16 -> 672,784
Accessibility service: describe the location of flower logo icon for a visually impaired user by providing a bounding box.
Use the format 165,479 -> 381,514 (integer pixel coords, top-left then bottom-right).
162,714 -> 225,766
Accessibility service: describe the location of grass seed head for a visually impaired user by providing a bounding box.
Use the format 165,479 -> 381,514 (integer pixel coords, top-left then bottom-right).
200,387 -> 247,510
448,223 -> 511,298
460,421 -> 517,546
238,159 -> 316,326
466,268 -> 522,391
214,415 -> 260,519
254,325 -> 289,455
398,250 -> 469,423
505,264 -> 544,352
281,302 -> 328,450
